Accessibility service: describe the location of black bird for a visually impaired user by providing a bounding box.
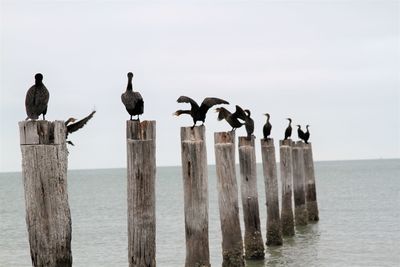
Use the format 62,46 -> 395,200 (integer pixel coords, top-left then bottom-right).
121,72 -> 144,121
235,106 -> 254,140
65,110 -> 96,145
297,125 -> 306,142
174,96 -> 229,127
284,118 -> 292,140
304,125 -> 310,144
25,73 -> 50,120
244,109 -> 255,140
263,113 -> 272,140
215,105 -> 245,131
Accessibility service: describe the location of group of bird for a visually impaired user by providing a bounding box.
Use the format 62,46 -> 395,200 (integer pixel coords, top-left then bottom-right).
172,97 -> 311,143
24,72 -> 311,145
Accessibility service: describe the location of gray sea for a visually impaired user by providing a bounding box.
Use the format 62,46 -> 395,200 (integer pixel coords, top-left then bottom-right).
1,159 -> 399,267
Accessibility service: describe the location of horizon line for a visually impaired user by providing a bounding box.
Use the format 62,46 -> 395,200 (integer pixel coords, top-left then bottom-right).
1,157 -> 398,174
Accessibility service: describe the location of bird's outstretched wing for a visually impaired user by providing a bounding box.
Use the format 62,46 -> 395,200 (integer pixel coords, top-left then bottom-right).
216,107 -> 231,121
233,105 -> 247,121
177,96 -> 199,109
67,111 -> 96,134
199,97 -> 229,114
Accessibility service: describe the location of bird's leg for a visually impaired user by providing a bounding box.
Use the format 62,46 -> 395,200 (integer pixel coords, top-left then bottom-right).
137,115 -> 140,122
43,114 -> 46,120
130,115 -> 133,121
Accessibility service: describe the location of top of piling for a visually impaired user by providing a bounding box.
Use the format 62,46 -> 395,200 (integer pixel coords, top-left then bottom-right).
260,138 -> 274,147
279,139 -> 294,146
180,125 -> 205,142
126,120 -> 156,140
293,141 -> 305,148
238,136 -> 255,147
303,142 -> 313,149
19,120 -> 66,145
214,131 -> 235,144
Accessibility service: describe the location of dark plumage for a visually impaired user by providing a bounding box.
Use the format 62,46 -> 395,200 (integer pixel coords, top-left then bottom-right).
65,110 -> 96,145
25,73 -> 49,120
263,113 -> 272,140
121,72 -> 144,121
174,96 -> 229,127
284,118 -> 292,140
215,105 -> 244,131
235,106 -> 254,140
297,125 -> 306,142
304,125 -> 310,144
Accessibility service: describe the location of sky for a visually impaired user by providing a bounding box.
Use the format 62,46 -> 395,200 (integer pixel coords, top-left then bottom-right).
0,0 -> 399,172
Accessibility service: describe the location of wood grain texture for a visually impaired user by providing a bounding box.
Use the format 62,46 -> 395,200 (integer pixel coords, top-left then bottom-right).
127,120 -> 156,267
279,140 -> 295,236
303,143 -> 319,222
180,126 -> 210,267
238,137 -> 265,259
19,120 -> 72,267
260,138 -> 282,246
292,141 -> 308,226
214,132 -> 244,267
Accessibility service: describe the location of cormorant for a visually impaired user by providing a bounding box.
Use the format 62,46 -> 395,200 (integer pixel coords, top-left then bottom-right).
284,118 -> 292,140
121,72 -> 144,121
234,106 -> 254,140
297,125 -> 306,142
304,125 -> 310,144
174,96 -> 229,127
65,110 -> 96,145
263,113 -> 272,140
215,105 -> 245,131
25,73 -> 49,120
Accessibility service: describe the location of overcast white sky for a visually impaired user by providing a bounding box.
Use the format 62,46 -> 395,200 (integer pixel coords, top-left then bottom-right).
1,0 -> 399,172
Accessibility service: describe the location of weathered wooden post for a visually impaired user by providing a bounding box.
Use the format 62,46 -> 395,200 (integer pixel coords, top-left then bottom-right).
292,141 -> 308,226
127,120 -> 156,267
180,125 -> 210,267
238,137 -> 265,259
303,143 -> 319,222
260,138 -> 283,246
19,120 -> 72,267
214,131 -> 244,267
279,140 -> 295,236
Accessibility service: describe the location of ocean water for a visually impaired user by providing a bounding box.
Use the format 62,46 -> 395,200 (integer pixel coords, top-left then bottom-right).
0,159 -> 399,267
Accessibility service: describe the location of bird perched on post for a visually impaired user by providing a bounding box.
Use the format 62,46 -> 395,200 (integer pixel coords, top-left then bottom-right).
243,109 -> 255,140
284,118 -> 292,140
121,72 -> 144,121
297,125 -> 306,142
235,106 -> 254,140
65,110 -> 96,146
263,113 -> 272,140
173,96 -> 229,128
25,73 -> 49,120
304,125 -> 310,144
215,105 -> 245,131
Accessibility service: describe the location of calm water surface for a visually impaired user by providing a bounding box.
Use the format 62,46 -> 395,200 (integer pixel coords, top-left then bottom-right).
1,159 -> 399,266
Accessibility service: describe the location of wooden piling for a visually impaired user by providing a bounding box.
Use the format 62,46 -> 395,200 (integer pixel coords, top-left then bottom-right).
260,138 -> 283,246
238,137 -> 265,259
303,143 -> 319,222
19,120 -> 72,267
292,141 -> 308,226
214,132 -> 244,267
127,120 -> 156,267
279,140 -> 295,236
180,126 -> 210,267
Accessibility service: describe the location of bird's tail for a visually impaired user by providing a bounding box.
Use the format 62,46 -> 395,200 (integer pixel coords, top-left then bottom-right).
173,110 -> 190,116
